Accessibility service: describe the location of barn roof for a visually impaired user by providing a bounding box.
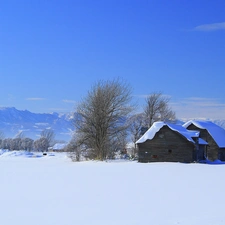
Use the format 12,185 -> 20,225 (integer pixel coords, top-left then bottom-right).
183,120 -> 225,148
52,143 -> 67,150
199,138 -> 208,145
136,121 -> 199,144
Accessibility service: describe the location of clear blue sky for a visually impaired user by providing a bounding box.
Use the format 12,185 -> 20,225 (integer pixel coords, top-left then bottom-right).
0,0 -> 225,119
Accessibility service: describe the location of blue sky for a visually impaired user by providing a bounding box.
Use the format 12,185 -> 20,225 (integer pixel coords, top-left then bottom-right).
0,0 -> 225,119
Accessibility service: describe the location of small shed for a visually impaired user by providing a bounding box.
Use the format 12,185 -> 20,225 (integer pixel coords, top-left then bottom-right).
136,122 -> 203,163
183,120 -> 225,161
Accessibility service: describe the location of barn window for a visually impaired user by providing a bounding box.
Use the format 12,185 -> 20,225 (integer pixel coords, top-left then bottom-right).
168,149 -> 172,154
152,155 -> 158,158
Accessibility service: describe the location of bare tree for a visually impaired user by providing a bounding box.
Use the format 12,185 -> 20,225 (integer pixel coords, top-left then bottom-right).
66,133 -> 84,162
34,137 -> 48,152
40,129 -> 55,148
21,138 -> 34,151
10,138 -> 22,150
112,129 -> 127,158
74,79 -> 133,161
144,92 -> 176,128
0,131 -> 5,148
127,113 -> 146,156
1,138 -> 12,149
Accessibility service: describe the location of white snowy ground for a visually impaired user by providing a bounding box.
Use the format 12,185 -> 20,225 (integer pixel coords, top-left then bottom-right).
1,151 -> 225,225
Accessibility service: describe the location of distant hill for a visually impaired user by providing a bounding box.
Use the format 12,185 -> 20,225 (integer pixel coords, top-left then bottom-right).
0,107 -> 74,141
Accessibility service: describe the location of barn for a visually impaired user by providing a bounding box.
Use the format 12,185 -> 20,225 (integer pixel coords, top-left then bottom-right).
136,122 -> 206,163
183,120 -> 225,161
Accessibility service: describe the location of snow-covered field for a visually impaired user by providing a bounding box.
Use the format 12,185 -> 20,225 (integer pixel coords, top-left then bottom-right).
1,151 -> 225,225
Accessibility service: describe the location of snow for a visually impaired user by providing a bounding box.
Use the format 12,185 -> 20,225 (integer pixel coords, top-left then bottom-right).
183,120 -> 225,147
136,121 -> 199,144
199,137 -> 208,145
52,143 -> 67,150
1,151 -> 225,225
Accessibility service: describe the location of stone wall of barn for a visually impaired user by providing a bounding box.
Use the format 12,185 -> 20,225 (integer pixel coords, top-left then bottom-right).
138,126 -> 195,163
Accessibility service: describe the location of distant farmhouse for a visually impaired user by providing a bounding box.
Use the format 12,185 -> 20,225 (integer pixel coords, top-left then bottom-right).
136,120 -> 225,163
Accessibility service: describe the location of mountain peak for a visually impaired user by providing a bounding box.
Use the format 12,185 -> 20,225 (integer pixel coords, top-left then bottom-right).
0,107 -> 73,141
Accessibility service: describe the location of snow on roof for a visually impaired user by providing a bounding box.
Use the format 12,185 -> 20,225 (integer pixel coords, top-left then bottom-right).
136,121 -> 199,144
199,138 -> 208,145
183,120 -> 225,148
52,143 -> 67,150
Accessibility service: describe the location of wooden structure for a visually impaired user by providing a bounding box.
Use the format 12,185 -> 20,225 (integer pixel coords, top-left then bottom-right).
136,122 -> 203,163
183,120 -> 225,161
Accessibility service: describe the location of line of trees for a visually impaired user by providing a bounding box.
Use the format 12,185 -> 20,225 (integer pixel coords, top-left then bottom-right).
68,79 -> 176,161
0,129 -> 56,152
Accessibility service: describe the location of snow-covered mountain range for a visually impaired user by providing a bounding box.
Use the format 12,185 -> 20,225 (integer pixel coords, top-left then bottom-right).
0,107 -> 224,142
0,107 -> 74,141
